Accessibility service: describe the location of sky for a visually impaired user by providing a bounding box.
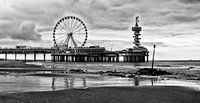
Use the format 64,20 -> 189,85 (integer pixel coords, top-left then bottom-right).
0,0 -> 200,60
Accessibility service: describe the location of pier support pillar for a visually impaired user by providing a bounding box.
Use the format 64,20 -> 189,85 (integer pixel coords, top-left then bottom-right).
52,55 -> 55,62
116,55 -> 119,62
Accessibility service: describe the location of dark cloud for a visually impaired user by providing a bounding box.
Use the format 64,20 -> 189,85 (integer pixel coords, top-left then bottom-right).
80,8 -> 135,30
142,42 -> 169,47
169,15 -> 200,23
11,5 -> 45,15
87,39 -> 132,50
0,21 -> 41,41
110,0 -> 139,7
37,26 -> 53,33
180,0 -> 200,3
11,22 -> 41,41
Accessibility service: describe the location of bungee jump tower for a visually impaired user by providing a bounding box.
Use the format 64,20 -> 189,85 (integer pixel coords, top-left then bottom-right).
119,16 -> 149,62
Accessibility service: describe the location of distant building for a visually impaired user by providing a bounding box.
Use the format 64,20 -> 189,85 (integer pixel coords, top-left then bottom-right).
16,45 -> 32,49
16,45 -> 27,49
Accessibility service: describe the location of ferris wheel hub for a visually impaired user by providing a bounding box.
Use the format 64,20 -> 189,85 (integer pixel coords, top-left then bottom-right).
68,32 -> 73,36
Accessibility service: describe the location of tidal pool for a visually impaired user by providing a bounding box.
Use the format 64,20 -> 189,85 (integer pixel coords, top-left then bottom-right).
0,75 -> 200,93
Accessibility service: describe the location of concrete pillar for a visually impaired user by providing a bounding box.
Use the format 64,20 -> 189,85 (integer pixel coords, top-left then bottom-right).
125,56 -> 127,62
116,55 -> 119,62
127,56 -> 130,62
136,56 -> 139,62
55,55 -> 57,62
133,56 -> 136,62
101,57 -> 103,62
112,57 -> 115,62
134,56 -> 137,62
86,56 -> 89,62
124,56 -> 127,62
130,56 -> 132,62
60,55 -> 64,62
65,56 -> 68,62
52,55 -> 55,62
131,56 -> 134,62
102,57 -> 105,62
57,56 -> 59,62
72,56 -> 74,62
108,57 -> 111,62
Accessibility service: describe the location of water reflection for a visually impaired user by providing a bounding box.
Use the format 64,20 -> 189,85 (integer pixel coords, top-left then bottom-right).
50,77 -> 88,91
133,77 -> 155,86
51,78 -> 55,91
0,75 -> 200,93
151,78 -> 154,86
134,77 -> 139,86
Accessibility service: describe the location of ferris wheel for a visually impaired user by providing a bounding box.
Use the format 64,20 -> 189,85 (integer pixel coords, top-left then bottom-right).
53,16 -> 88,52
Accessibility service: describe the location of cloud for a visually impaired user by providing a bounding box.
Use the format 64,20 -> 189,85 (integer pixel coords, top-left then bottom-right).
142,42 -> 169,48
0,0 -> 200,59
180,0 -> 200,4
11,22 -> 41,41
167,14 -> 200,23
0,20 -> 41,41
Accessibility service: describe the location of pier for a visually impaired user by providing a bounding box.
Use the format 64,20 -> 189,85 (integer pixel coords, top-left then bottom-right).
0,48 -> 56,61
0,47 -> 148,62
51,16 -> 149,62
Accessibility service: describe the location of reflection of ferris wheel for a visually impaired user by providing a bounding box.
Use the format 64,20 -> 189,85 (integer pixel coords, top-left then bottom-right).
53,16 -> 88,52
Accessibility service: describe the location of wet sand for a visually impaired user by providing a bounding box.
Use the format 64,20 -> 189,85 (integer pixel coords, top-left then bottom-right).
0,86 -> 200,103
0,61 -> 43,68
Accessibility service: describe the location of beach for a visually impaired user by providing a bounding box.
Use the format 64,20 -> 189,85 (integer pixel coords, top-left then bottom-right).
0,61 -> 200,103
1,86 -> 200,103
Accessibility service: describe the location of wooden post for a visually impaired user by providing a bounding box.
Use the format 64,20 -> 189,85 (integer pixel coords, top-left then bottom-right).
43,53 -> 46,61
15,52 -> 17,60
34,52 -> 36,61
151,44 -> 156,70
5,53 -> 7,60
24,53 -> 27,62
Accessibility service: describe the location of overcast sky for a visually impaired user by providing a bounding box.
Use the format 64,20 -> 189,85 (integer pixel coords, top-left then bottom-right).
0,0 -> 200,60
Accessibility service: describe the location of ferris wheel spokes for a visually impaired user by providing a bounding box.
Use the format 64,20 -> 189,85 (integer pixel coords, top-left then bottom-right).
73,23 -> 82,33
53,16 -> 88,53
57,24 -> 69,34
72,19 -> 78,30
